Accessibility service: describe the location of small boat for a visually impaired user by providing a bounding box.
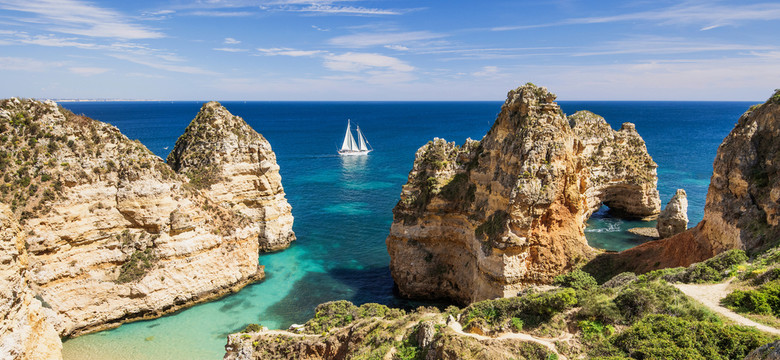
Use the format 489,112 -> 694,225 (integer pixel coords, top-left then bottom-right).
338,119 -> 372,155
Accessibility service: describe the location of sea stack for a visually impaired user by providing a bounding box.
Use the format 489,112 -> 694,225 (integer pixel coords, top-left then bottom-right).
0,98 -> 286,338
656,189 -> 688,239
167,101 -> 295,251
590,90 -> 780,274
386,83 -> 661,303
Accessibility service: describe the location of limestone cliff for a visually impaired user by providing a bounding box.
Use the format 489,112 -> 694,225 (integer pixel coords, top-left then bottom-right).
0,205 -> 62,360
387,83 -> 660,303
0,98 -> 266,337
699,92 -> 780,253
167,102 -> 295,251
585,90 -> 780,277
656,189 -> 688,239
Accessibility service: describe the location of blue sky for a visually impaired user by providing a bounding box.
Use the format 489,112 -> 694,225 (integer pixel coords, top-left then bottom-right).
0,0 -> 778,100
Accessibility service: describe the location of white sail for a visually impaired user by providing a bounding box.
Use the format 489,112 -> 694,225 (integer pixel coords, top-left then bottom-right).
341,120 -> 356,151
356,126 -> 368,151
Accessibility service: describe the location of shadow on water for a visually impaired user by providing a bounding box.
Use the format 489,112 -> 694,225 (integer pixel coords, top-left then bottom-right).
261,266 -> 454,328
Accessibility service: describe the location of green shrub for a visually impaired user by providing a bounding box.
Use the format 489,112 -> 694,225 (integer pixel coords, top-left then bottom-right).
461,288 -> 577,331
613,279 -> 715,323
554,269 -> 597,290
511,317 -> 524,331
723,279 -> 780,316
608,314 -> 769,360
602,272 -> 637,289
723,290 -> 772,315
578,291 -> 623,324
242,323 -> 262,333
116,248 -> 156,283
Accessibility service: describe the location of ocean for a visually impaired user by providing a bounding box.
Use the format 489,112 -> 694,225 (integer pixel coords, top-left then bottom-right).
57,100 -> 754,359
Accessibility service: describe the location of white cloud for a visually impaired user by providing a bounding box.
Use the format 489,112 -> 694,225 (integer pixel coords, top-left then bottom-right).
312,25 -> 329,31
295,4 -> 401,15
69,67 -> 110,76
572,37 -> 775,57
257,47 -> 324,56
0,56 -> 63,71
185,11 -> 253,17
224,37 -> 241,44
214,47 -> 248,52
323,52 -> 414,72
0,0 -> 163,39
109,53 -> 218,75
492,2 -> 780,31
472,66 -> 500,78
384,44 -> 409,51
329,31 -> 446,48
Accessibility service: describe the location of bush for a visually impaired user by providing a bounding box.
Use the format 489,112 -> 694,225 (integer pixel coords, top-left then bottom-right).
578,290 -> 623,324
461,288 -> 577,331
116,248 -> 156,283
602,272 -> 637,289
303,301 -> 404,335
723,290 -> 772,315
723,279 -> 780,316
554,269 -> 597,290
242,323 -> 262,333
659,250 -> 748,284
613,279 -> 715,323
608,314 -> 769,360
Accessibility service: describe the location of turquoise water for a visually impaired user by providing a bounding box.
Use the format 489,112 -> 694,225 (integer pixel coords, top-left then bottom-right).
58,101 -> 754,359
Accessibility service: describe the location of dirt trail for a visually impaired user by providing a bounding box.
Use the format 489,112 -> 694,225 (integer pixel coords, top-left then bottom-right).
674,282 -> 780,335
447,319 -> 571,360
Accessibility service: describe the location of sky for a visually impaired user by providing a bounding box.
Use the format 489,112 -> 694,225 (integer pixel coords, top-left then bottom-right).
0,0 -> 778,101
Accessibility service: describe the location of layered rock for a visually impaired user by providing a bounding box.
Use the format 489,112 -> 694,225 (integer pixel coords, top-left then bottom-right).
585,90 -> 780,277
0,205 -> 62,360
699,92 -> 780,253
657,189 -> 688,238
387,83 -> 660,303
167,102 -> 295,251
0,98 -> 270,337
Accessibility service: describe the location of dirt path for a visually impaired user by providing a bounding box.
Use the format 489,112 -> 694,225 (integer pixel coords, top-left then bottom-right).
447,319 -> 571,360
674,282 -> 780,335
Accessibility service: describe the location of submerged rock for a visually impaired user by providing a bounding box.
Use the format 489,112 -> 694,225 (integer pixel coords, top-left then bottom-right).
167,101 -> 295,251
386,83 -> 660,303
657,189 -> 688,238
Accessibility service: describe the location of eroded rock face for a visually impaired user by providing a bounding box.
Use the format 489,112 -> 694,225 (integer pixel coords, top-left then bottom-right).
387,84 -> 660,303
701,93 -> 780,253
0,99 -> 265,337
0,205 -> 62,360
585,91 -> 780,277
167,102 -> 295,251
657,189 -> 688,239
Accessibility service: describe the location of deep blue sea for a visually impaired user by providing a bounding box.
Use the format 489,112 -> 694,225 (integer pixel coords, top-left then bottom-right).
57,100 -> 754,359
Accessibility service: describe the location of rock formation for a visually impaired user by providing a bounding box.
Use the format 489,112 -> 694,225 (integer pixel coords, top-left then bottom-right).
387,83 -> 660,303
585,90 -> 780,276
656,189 -> 688,238
167,101 -> 295,251
0,205 -> 62,360
0,98 -> 292,338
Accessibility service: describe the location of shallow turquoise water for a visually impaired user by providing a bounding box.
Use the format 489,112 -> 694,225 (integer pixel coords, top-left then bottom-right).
58,101 -> 754,359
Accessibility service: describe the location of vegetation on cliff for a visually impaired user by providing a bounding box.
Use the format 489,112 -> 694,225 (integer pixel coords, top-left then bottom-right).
226,263 -> 775,359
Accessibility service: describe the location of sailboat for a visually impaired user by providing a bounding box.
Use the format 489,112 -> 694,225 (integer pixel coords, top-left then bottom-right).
338,119 -> 373,155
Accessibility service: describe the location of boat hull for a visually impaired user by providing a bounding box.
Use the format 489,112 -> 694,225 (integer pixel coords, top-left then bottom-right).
338,150 -> 372,156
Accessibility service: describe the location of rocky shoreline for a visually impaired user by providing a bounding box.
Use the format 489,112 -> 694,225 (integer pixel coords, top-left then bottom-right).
0,98 -> 294,358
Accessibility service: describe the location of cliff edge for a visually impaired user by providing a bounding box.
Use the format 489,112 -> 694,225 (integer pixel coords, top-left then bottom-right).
585,90 -> 780,277
387,83 -> 660,303
0,98 -> 276,337
167,101 -> 295,251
